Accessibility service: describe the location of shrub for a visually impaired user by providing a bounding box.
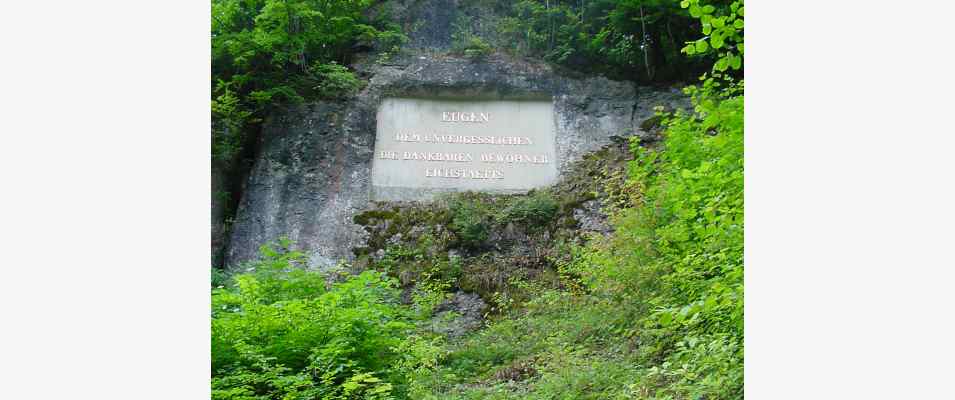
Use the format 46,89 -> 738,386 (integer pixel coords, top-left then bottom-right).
498,190 -> 558,225
461,36 -> 493,59
451,18 -> 493,60
230,238 -> 327,303
211,266 -> 230,289
312,62 -> 362,99
449,201 -> 489,250
580,89 -> 744,399
211,241 -> 413,399
211,88 -> 253,163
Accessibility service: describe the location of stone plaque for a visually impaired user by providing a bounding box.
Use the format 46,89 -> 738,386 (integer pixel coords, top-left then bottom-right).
372,98 -> 558,201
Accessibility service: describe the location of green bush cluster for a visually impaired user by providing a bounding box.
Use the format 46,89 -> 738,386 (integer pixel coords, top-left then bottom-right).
599,91 -> 743,398
211,242 -> 417,400
449,201 -> 490,250
447,191 -> 561,250
450,13 -> 494,60
312,62 -> 363,99
453,36 -> 493,60
497,190 -> 559,225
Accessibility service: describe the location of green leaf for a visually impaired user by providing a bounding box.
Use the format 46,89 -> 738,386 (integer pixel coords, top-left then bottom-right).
702,23 -> 711,35
712,17 -> 725,28
730,54 -> 741,70
734,19 -> 744,29
659,311 -> 673,326
689,5 -> 702,17
702,5 -> 716,14
695,40 -> 709,53
682,44 -> 696,55
676,305 -> 691,322
680,0 -> 690,8
714,57 -> 728,72
711,32 -> 725,49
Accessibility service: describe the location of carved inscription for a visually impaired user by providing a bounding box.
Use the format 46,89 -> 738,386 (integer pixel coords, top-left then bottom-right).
394,132 -> 533,145
372,98 -> 557,199
381,125 -> 548,179
441,111 -> 490,123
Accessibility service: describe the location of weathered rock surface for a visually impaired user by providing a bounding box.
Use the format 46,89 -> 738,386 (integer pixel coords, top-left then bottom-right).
224,3 -> 688,269
429,291 -> 487,339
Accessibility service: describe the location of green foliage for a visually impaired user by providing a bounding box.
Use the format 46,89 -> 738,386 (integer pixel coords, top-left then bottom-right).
451,15 -> 494,60
407,291 -> 645,399
680,0 -> 744,74
445,190 -> 560,250
391,335 -> 449,398
459,36 -> 494,60
496,190 -> 558,225
568,87 -> 743,398
211,241 -> 414,399
449,200 -> 490,250
678,0 -> 744,101
312,62 -> 363,99
232,238 -> 328,303
211,0 -> 403,162
211,266 -> 230,289
462,0 -> 711,82
212,87 -> 254,163
399,241 -> 461,318
409,89 -> 742,399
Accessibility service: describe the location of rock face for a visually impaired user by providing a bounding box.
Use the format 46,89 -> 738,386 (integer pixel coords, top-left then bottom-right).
224,4 -> 688,269
225,100 -> 372,268
430,291 -> 487,339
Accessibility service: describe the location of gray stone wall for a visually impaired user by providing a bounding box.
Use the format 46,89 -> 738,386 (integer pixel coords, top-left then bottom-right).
224,52 -> 687,269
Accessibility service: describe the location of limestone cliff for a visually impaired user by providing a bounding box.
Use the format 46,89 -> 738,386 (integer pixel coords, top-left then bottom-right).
222,1 -> 688,269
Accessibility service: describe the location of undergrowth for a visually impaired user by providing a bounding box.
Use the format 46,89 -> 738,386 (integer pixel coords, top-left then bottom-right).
409,81 -> 743,399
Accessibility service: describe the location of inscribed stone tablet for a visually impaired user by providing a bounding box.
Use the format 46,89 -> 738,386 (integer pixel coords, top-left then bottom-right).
372,98 -> 558,201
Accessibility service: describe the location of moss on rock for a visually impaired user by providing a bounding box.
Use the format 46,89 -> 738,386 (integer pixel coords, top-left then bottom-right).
350,139 -> 639,312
